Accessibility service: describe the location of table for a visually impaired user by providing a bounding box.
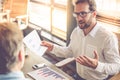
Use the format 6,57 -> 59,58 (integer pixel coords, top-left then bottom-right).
110,73 -> 120,80
22,50 -> 74,80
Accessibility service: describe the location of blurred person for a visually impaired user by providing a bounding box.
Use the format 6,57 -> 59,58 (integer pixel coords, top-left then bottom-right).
41,0 -> 120,80
0,22 -> 28,80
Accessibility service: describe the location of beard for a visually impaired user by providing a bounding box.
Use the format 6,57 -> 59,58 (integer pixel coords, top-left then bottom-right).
78,15 -> 92,29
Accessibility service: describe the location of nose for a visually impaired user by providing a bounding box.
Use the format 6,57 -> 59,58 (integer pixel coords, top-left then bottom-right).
76,15 -> 83,21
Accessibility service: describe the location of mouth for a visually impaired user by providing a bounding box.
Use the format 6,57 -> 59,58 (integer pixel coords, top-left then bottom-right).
78,21 -> 85,29
78,22 -> 85,26
78,21 -> 84,24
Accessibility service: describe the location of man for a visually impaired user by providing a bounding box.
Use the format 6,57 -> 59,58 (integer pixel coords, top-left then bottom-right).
0,22 -> 27,80
41,0 -> 120,80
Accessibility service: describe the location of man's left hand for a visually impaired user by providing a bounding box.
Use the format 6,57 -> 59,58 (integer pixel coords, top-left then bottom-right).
76,51 -> 99,69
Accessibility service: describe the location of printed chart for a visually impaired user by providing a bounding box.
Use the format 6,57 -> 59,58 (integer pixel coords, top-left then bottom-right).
27,67 -> 69,80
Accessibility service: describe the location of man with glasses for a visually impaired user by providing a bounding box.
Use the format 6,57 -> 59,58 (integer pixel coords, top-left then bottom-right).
41,0 -> 120,80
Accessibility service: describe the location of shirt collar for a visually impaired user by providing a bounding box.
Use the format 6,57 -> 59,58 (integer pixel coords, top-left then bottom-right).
0,71 -> 25,79
89,22 -> 100,37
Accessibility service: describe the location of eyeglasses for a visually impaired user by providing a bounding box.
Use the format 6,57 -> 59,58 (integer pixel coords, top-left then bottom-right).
73,11 -> 92,18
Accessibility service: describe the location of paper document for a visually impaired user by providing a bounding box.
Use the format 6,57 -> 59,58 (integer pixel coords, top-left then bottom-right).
27,67 -> 69,80
23,30 -> 47,56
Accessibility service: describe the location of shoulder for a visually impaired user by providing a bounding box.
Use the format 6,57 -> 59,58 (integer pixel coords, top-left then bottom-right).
70,26 -> 81,38
71,26 -> 81,35
97,23 -> 116,37
97,24 -> 118,42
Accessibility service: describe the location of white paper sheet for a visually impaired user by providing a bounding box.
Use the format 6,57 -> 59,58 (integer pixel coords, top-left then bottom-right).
23,30 -> 47,56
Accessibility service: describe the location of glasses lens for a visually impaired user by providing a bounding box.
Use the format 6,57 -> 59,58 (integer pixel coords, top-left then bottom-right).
79,12 -> 87,17
73,11 -> 91,18
73,13 -> 77,17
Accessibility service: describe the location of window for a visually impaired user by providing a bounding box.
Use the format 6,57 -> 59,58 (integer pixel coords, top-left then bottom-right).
95,0 -> 120,27
29,0 -> 120,41
30,0 -> 67,40
29,1 -> 51,31
95,0 -> 120,16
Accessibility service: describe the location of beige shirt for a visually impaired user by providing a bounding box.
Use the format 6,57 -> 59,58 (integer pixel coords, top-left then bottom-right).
51,23 -> 120,80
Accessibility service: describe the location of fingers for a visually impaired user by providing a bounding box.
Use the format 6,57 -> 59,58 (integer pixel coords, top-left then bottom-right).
41,41 -> 53,51
76,51 -> 99,68
76,56 -> 84,65
76,56 -> 92,67
41,41 -> 48,46
84,56 -> 93,64
94,50 -> 99,60
41,41 -> 50,47
41,41 -> 45,46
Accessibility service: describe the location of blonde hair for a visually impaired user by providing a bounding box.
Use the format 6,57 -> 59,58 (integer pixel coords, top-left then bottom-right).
0,22 -> 23,73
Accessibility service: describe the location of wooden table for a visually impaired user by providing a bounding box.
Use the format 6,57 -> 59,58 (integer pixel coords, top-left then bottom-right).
110,73 -> 120,80
22,50 -> 74,80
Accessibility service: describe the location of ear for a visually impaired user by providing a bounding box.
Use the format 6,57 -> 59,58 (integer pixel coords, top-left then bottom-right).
92,11 -> 97,17
18,51 -> 23,61
18,45 -> 25,62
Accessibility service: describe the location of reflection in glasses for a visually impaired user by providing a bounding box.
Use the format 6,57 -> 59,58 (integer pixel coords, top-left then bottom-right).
73,11 -> 92,18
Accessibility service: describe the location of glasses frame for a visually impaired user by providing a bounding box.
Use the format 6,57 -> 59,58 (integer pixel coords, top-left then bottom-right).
73,11 -> 93,18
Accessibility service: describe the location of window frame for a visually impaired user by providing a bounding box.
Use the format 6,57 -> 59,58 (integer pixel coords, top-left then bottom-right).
30,0 -> 67,40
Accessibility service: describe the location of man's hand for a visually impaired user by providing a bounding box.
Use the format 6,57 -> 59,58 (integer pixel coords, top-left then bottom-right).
75,51 -> 99,69
41,41 -> 54,52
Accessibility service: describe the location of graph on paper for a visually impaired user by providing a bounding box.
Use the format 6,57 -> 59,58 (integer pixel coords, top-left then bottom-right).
23,30 -> 47,56
27,67 -> 69,80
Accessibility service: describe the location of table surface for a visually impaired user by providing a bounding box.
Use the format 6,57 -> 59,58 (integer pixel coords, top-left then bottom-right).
22,50 -> 74,80
110,73 -> 120,80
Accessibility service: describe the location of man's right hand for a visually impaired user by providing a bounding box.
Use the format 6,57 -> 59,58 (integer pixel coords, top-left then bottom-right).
41,41 -> 54,52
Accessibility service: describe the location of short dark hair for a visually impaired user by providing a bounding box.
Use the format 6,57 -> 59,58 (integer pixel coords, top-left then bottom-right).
0,22 -> 23,74
73,0 -> 96,11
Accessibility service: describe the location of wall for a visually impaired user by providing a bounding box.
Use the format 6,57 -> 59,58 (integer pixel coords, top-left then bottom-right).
67,0 -> 77,46
3,0 -> 29,18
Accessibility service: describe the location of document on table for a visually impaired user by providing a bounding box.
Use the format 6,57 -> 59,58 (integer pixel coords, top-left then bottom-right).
27,67 -> 69,80
23,30 -> 47,56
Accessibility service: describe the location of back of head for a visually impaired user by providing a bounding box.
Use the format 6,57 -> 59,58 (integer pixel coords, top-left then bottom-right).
72,0 -> 97,11
0,22 -> 23,74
